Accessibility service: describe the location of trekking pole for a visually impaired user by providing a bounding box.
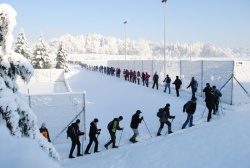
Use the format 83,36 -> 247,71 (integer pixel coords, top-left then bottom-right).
90,134 -> 99,153
219,100 -> 225,115
117,129 -> 124,148
143,119 -> 152,138
165,119 -> 174,136
201,106 -> 207,119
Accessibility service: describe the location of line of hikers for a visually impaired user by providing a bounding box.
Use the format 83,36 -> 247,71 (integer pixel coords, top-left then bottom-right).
66,82 -> 222,159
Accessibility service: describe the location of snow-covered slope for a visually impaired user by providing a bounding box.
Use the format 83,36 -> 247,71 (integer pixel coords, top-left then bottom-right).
58,65 -> 250,168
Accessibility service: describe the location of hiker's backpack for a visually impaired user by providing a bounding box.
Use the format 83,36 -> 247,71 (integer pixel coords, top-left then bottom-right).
107,120 -> 114,131
166,77 -> 171,83
193,80 -> 198,88
157,108 -> 164,118
67,123 -> 74,138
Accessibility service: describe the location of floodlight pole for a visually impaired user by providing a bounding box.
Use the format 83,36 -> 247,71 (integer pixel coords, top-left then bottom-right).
162,0 -> 168,78
124,21 -> 127,61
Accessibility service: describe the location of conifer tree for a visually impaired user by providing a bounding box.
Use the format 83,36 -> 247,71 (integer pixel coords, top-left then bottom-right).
32,36 -> 52,69
55,43 -> 69,72
0,4 -> 59,160
14,29 -> 32,62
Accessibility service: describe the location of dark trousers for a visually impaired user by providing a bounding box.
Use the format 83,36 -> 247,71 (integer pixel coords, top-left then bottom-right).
69,137 -> 81,156
160,121 -> 171,130
105,131 -> 116,147
214,100 -> 219,113
142,79 -> 145,86
191,88 -> 197,97
145,79 -> 149,87
152,81 -> 158,90
175,86 -> 180,97
206,102 -> 213,122
85,136 -> 98,153
137,78 -> 140,85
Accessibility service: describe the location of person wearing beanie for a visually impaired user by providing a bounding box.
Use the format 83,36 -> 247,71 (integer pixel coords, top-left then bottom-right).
182,97 -> 197,129
203,83 -> 215,122
172,76 -> 182,97
69,119 -> 84,158
130,110 -> 143,143
85,118 -> 101,154
104,116 -> 124,149
157,103 -> 175,136
39,123 -> 51,142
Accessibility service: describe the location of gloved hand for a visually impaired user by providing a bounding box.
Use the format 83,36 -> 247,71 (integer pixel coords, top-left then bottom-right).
141,116 -> 144,120
98,129 -> 101,131
97,132 -> 100,135
172,116 -> 175,119
122,127 -> 124,130
183,110 -> 185,113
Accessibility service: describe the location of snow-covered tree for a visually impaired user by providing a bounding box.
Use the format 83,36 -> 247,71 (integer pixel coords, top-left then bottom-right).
32,36 -> 52,69
55,42 -> 69,72
0,4 -> 59,160
14,29 -> 32,62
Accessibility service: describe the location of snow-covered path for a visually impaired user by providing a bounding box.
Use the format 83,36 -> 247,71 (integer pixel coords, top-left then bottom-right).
58,65 -> 250,168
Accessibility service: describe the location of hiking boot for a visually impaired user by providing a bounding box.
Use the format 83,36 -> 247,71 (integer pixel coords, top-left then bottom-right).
134,140 -> 138,143
112,146 -> 118,148
84,152 -> 91,155
77,154 -> 83,157
190,124 -> 195,127
129,138 -> 134,143
104,144 -> 108,150
181,126 -> 185,129
94,151 -> 100,153
168,130 -> 173,134
157,133 -> 161,136
69,155 -> 75,159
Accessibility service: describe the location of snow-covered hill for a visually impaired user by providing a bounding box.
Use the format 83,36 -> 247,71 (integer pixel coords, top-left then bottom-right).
60,65 -> 250,168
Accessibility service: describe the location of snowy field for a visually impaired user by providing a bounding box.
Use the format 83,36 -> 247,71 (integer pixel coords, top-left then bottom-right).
2,64 -> 250,168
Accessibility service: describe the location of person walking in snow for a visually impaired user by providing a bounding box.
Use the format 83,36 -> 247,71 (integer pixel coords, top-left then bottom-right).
182,97 -> 197,129
84,118 -> 101,154
39,123 -> 51,142
203,83 -> 215,122
212,85 -> 222,114
104,116 -> 124,149
130,110 -> 143,143
172,76 -> 182,97
69,119 -> 84,158
187,77 -> 198,98
163,74 -> 171,94
157,103 -> 175,136
141,72 -> 145,86
145,72 -> 150,87
152,72 -> 159,90
137,71 -> 141,85
132,70 -> 137,83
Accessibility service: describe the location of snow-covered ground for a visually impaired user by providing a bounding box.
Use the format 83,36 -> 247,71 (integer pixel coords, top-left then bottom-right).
61,65 -> 250,168
2,64 -> 250,168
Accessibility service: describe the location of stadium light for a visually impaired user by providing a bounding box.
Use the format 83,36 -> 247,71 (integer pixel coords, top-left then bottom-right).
124,21 -> 127,61
162,0 -> 168,77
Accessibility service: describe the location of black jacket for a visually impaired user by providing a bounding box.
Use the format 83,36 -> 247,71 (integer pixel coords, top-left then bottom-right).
130,113 -> 142,129
89,122 -> 99,138
173,79 -> 182,87
183,100 -> 196,114
72,122 -> 83,138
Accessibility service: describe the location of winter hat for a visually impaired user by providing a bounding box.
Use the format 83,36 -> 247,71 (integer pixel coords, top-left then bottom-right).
212,85 -> 216,89
118,116 -> 123,120
166,103 -> 170,108
76,119 -> 80,123
41,123 -> 46,127
94,118 -> 99,122
206,83 -> 210,86
136,110 -> 142,114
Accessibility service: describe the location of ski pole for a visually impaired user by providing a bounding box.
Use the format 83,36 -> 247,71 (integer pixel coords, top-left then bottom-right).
117,129 -> 123,148
143,119 -> 152,138
201,106 -> 207,119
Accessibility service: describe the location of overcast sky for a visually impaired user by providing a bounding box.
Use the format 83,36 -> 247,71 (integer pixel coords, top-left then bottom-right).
5,0 -> 250,48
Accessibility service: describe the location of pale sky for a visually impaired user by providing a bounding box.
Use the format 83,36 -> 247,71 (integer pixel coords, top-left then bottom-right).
4,0 -> 250,48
